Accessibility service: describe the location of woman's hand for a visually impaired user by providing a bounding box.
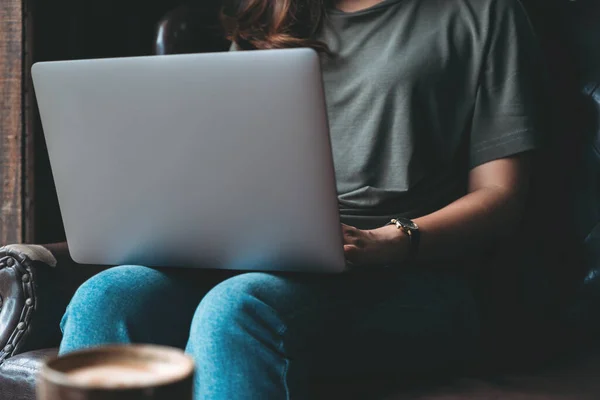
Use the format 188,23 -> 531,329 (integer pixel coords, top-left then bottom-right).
342,223 -> 409,268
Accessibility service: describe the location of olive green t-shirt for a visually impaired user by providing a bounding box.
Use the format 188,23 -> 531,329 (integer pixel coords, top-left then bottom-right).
318,0 -> 543,229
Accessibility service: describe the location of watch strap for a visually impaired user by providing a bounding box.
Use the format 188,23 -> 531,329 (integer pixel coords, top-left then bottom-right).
387,218 -> 420,265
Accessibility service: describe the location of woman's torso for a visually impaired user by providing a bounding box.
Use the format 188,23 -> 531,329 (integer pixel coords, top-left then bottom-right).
320,0 -> 511,229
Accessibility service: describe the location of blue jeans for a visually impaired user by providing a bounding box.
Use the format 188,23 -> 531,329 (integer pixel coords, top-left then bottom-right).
60,266 -> 480,399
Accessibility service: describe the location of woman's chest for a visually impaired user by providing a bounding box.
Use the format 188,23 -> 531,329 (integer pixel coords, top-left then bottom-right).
319,8 -> 481,107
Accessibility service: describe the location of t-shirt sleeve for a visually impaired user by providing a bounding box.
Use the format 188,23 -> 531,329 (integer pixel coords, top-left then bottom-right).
469,0 -> 544,169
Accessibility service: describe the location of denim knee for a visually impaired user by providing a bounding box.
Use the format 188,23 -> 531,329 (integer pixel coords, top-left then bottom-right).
187,273 -> 308,400
60,265 -> 155,344
188,273 -> 286,345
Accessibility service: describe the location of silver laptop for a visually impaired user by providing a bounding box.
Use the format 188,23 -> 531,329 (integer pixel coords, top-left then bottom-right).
31,49 -> 346,273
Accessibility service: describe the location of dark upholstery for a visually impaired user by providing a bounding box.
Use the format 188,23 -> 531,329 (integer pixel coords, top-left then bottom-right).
0,349 -> 57,400
0,252 -> 33,364
154,2 -> 229,55
558,0 -> 600,340
1,0 -> 600,399
5,336 -> 600,400
0,246 -> 107,364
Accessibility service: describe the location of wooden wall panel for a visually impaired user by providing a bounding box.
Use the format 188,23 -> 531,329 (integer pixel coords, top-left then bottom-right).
24,0 -> 35,243
0,0 -> 23,244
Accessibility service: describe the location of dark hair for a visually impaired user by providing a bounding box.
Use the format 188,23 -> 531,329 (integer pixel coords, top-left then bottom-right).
221,0 -> 329,52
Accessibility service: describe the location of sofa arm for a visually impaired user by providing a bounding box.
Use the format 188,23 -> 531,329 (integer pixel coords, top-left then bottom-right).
0,244 -> 107,363
154,2 -> 230,55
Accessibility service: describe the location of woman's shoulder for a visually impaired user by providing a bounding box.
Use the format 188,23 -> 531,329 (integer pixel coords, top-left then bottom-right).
437,0 -> 533,40
440,0 -> 529,19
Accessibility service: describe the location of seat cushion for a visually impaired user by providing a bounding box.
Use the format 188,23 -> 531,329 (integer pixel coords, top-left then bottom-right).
314,349 -> 600,399
0,348 -> 57,400
391,350 -> 600,399
4,348 -> 600,399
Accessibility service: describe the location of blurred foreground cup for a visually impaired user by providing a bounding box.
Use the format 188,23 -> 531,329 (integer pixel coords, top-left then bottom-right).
37,345 -> 194,400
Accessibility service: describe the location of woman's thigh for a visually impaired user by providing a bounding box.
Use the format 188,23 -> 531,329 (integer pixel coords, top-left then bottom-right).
314,271 -> 480,377
60,265 -> 229,352
200,269 -> 480,377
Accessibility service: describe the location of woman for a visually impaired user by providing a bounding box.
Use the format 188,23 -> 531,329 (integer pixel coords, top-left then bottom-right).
60,0 -> 544,398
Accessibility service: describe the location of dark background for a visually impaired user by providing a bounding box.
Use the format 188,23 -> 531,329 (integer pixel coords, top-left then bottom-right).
29,0 -> 600,245
30,0 -> 226,243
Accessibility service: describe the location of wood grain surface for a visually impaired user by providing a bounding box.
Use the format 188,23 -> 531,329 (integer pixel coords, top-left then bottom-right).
0,0 -> 23,244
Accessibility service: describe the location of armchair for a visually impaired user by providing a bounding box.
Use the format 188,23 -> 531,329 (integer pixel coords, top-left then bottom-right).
2,1 -> 600,399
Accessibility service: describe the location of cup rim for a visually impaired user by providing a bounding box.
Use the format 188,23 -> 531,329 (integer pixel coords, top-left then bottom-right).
40,344 -> 195,390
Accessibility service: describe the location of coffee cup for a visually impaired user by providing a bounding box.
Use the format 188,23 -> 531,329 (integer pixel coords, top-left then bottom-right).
37,345 -> 194,400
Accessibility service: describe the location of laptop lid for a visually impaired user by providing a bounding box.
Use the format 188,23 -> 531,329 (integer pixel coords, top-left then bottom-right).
31,49 -> 346,273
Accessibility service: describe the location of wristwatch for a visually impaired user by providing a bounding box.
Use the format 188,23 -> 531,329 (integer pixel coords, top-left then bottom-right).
386,217 -> 420,265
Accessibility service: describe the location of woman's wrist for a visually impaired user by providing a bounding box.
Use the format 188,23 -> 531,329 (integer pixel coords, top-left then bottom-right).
373,225 -> 411,266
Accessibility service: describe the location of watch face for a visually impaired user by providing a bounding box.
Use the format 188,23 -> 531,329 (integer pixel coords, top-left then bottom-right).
397,218 -> 419,230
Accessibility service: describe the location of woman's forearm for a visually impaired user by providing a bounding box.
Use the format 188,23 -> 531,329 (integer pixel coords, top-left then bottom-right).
413,154 -> 531,265
414,186 -> 525,264
346,155 -> 532,268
